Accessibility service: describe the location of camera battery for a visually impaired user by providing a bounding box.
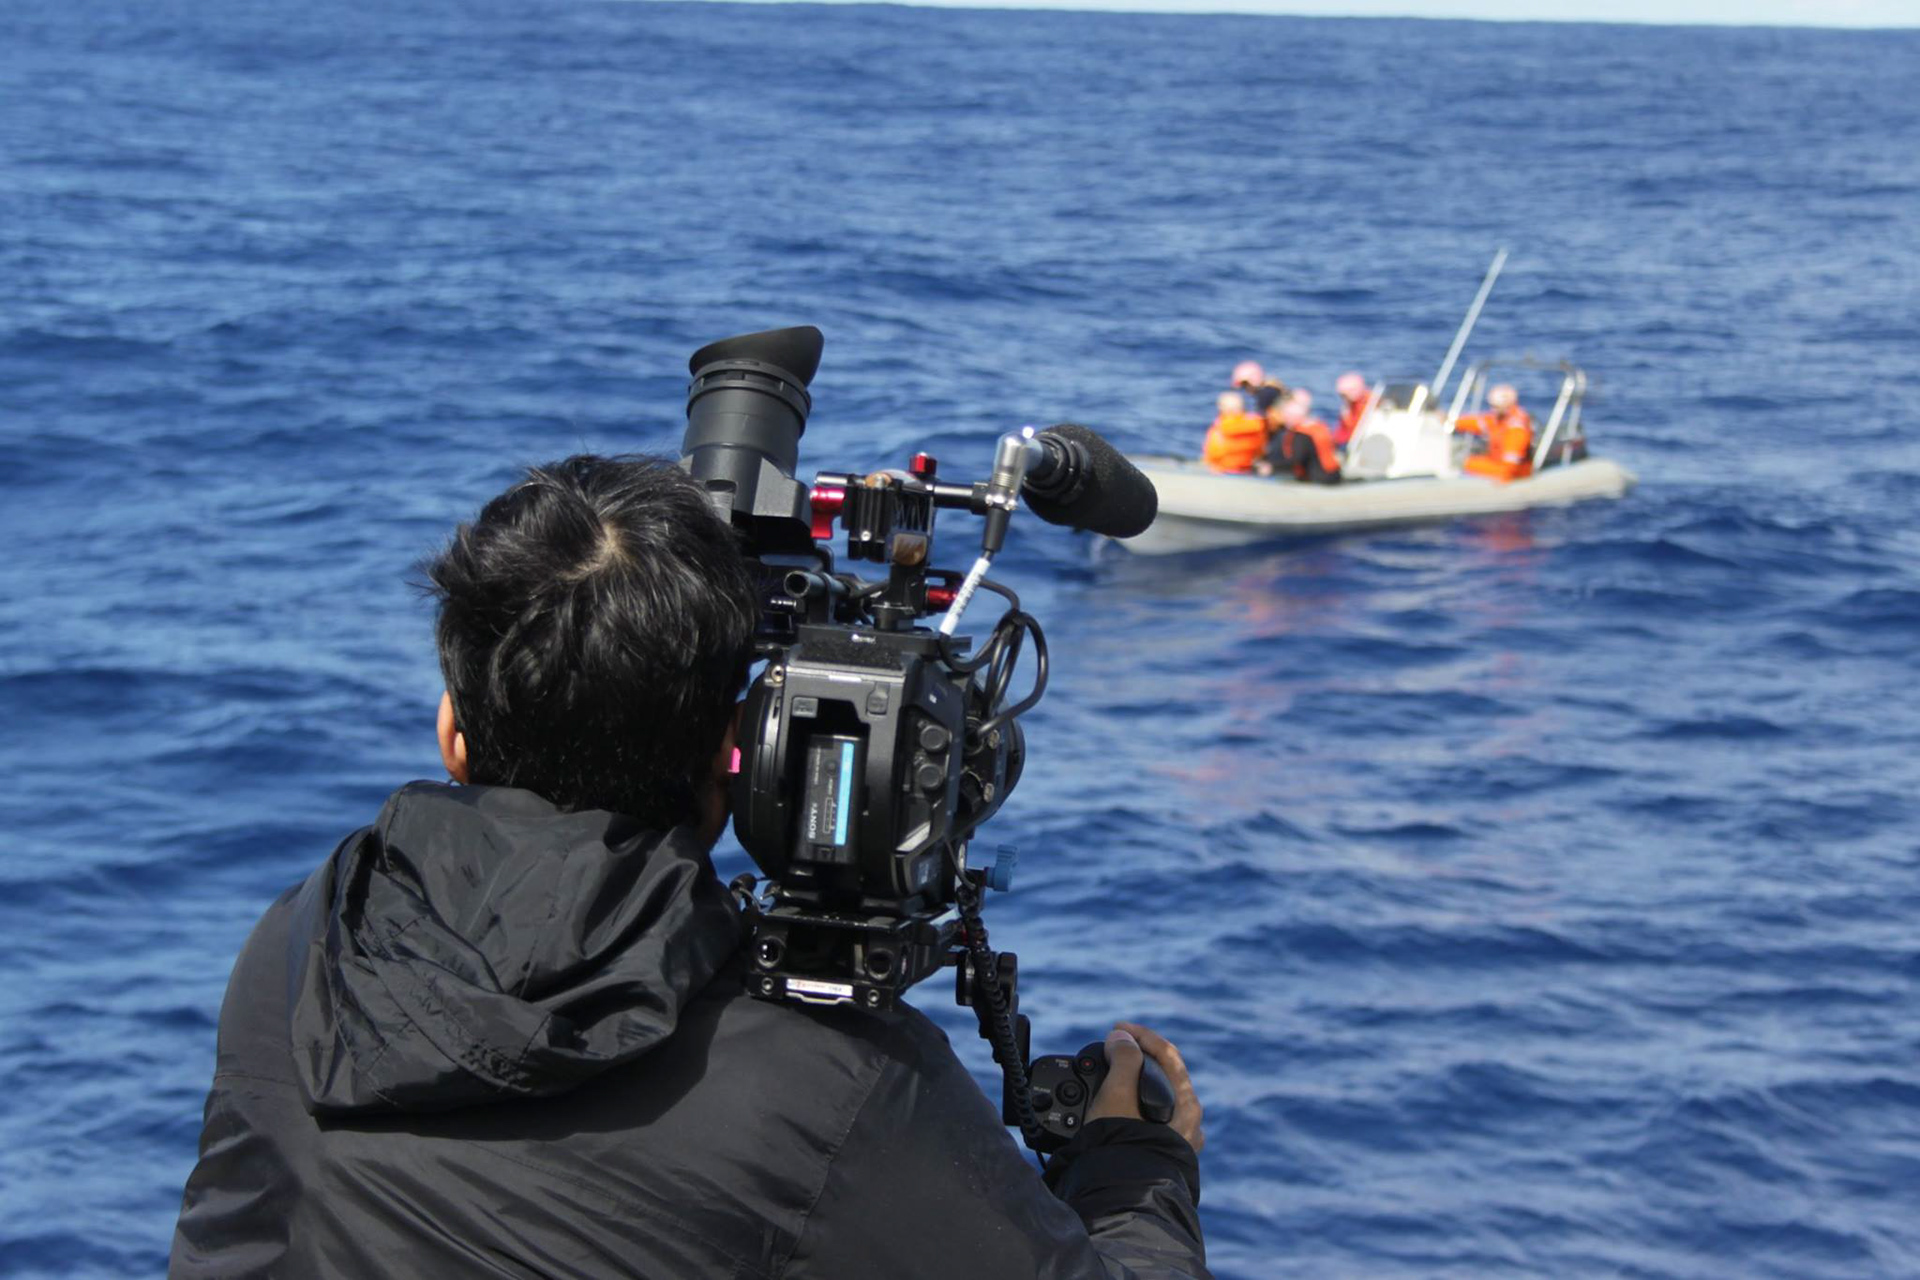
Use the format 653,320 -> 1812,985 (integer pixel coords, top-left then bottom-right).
797,734 -> 863,865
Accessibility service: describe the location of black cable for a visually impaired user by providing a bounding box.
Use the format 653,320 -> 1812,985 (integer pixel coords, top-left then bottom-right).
976,612 -> 1047,740
914,568 -> 1047,1157
952,870 -> 1046,1162
936,575 -> 1023,674
847,578 -> 890,623
974,576 -> 1021,611
939,621 -> 999,674
985,622 -> 1020,707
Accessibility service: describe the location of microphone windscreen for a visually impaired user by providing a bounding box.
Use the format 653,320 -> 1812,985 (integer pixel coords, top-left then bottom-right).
1024,424 -> 1159,539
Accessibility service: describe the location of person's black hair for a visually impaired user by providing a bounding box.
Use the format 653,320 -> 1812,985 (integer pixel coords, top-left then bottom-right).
423,454 -> 758,828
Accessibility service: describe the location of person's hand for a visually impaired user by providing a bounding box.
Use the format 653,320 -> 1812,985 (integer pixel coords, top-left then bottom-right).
1252,461 -> 1274,477
1087,1022 -> 1205,1153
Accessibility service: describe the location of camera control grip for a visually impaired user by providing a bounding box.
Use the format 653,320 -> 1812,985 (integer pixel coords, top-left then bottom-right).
1021,1039 -> 1176,1153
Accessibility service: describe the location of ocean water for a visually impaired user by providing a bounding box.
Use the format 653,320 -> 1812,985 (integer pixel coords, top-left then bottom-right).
3,0 -> 1919,1275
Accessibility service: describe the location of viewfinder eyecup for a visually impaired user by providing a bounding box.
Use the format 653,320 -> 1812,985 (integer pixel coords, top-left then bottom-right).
688,326 -> 824,385
681,325 -> 825,553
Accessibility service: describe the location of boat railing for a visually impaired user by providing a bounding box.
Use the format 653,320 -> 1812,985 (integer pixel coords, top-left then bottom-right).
1450,358 -> 1588,471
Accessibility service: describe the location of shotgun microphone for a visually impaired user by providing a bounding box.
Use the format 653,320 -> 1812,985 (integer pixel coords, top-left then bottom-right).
1020,424 -> 1158,539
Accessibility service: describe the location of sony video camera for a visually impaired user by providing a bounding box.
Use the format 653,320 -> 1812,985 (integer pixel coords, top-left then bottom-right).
676,325 -> 1156,1150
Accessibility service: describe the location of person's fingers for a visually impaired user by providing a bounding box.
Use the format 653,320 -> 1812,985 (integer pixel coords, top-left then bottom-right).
1115,1021 -> 1205,1153
1086,1027 -> 1143,1123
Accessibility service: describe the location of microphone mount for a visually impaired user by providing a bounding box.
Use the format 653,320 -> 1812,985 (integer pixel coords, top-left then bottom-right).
1021,430 -> 1091,508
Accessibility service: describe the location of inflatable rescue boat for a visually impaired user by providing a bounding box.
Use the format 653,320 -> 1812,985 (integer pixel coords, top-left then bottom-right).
1116,360 -> 1636,556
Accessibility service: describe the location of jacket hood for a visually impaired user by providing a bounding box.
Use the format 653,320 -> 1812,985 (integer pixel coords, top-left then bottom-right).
287,781 -> 742,1116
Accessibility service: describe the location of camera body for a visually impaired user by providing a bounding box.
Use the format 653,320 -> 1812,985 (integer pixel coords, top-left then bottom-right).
677,327 -> 1037,1014
733,618 -> 1022,1008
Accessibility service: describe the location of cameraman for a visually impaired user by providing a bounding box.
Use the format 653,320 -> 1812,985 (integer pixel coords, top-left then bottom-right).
170,455 -> 1210,1279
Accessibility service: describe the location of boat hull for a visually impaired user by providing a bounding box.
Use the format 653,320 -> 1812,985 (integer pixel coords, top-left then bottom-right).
1116,456 -> 1637,556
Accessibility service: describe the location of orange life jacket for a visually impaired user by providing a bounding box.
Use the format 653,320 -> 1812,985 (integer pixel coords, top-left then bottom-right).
1283,418 -> 1340,477
1203,411 -> 1269,473
1461,409 -> 1534,482
1335,398 -> 1365,446
1455,405 -> 1532,437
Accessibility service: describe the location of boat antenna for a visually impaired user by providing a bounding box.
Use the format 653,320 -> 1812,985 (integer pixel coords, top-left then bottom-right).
1416,248 -> 1507,415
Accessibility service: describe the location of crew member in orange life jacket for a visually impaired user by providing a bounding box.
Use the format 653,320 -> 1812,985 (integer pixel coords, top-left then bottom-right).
1333,372 -> 1370,448
1259,390 -> 1342,485
1457,383 -> 1535,482
1202,389 -> 1270,473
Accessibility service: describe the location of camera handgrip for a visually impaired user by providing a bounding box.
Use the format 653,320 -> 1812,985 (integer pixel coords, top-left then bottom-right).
1020,1039 -> 1177,1151
1134,1053 -> 1178,1125
1079,1040 -> 1176,1125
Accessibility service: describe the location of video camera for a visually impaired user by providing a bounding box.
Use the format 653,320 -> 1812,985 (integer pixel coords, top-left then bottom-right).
677,325 -> 1156,1152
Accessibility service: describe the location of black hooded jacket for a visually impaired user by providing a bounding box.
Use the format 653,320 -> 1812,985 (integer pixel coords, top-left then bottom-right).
171,783 -> 1209,1278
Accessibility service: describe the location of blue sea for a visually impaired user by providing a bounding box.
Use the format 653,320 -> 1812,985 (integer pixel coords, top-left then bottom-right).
4,0 -> 1919,1275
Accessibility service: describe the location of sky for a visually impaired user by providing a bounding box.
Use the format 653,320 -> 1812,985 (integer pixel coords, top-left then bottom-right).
757,0 -> 1920,27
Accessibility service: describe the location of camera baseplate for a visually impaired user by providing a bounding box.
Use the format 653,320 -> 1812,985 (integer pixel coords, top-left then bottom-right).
745,898 -> 959,1011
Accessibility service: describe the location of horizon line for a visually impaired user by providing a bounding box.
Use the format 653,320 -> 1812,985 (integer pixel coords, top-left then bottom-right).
658,0 -> 1920,32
